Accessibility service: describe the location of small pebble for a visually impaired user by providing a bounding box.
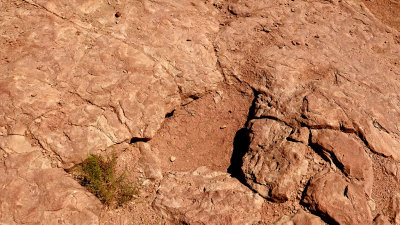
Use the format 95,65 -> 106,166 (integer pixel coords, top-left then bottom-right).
368,199 -> 376,211
170,156 -> 176,162
142,179 -> 150,186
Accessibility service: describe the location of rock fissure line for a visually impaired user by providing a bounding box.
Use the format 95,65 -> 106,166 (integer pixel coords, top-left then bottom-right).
27,128 -> 63,162
308,137 -> 346,175
298,180 -> 338,225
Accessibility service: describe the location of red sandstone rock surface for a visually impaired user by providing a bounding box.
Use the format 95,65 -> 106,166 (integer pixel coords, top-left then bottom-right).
1,0 -> 400,224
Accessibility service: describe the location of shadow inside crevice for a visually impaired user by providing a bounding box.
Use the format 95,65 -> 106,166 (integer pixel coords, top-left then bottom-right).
228,90 -> 258,183
227,128 -> 250,183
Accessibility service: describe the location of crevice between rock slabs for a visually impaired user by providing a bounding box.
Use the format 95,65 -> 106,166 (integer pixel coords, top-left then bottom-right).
227,88 -> 258,182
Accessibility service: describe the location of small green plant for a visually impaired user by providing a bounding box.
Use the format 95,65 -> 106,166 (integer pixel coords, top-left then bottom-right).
71,154 -> 137,207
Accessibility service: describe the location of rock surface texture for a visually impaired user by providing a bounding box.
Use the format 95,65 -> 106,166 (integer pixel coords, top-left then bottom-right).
275,210 -> 325,225
0,151 -> 101,225
1,0 -> 400,224
153,167 -> 264,225
242,119 -> 309,202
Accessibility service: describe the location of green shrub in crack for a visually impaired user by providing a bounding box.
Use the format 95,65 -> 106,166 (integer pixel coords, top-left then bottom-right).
71,154 -> 137,207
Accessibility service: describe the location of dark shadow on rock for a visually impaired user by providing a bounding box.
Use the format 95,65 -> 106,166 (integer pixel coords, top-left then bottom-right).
228,90 -> 257,183
227,128 -> 250,183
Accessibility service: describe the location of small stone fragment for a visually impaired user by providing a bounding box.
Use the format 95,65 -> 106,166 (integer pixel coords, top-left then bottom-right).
139,143 -> 163,180
142,179 -> 150,186
275,210 -> 325,225
383,161 -> 398,177
368,199 -> 376,211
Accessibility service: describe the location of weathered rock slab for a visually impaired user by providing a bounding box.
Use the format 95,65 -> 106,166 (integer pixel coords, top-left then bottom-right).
302,172 -> 372,225
0,151 -> 101,225
242,119 -> 309,202
0,0 -> 222,167
153,167 -> 264,225
311,129 -> 374,196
